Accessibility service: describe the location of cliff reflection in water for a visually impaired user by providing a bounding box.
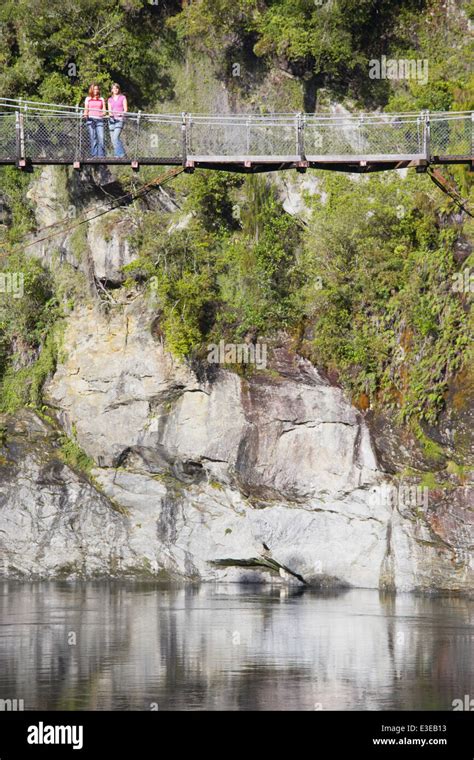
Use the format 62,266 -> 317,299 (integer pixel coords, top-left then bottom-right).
0,582 -> 472,711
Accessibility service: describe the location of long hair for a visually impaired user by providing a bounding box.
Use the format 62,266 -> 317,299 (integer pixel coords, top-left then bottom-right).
88,84 -> 101,98
111,83 -> 122,94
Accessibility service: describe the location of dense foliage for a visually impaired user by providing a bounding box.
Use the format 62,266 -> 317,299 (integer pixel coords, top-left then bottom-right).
170,0 -> 473,111
119,166 -> 472,425
0,0 -> 179,108
301,172 -> 472,424
1,1 -> 471,112
123,172 -> 303,356
0,0 -> 472,431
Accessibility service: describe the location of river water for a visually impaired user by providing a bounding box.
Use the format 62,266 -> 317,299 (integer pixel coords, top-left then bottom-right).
0,582 -> 472,711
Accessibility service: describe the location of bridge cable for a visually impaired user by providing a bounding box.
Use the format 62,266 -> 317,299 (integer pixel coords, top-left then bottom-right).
427,167 -> 474,218
0,166 -> 185,257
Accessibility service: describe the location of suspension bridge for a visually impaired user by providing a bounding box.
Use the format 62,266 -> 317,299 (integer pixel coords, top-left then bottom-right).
0,97 -> 473,174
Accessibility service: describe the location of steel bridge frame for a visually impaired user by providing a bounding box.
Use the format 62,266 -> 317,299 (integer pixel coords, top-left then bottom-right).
0,98 -> 472,174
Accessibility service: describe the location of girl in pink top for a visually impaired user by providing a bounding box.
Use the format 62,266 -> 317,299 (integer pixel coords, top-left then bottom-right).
83,84 -> 106,157
108,84 -> 128,158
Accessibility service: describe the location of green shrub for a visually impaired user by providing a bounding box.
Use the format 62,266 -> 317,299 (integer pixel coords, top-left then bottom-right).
58,434 -> 94,475
300,170 -> 471,424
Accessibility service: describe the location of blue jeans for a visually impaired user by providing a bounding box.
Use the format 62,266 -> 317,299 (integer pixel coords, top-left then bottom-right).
109,118 -> 125,157
87,118 -> 105,157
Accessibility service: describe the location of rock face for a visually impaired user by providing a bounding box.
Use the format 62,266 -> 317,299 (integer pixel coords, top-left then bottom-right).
0,408 -> 386,587
85,212 -> 135,283
25,166 -> 141,285
0,412 -> 129,578
0,297 -> 471,593
47,302 -> 379,499
1,165 -> 471,593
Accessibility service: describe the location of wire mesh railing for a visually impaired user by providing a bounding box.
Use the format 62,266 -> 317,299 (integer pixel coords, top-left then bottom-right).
0,114 -> 17,160
431,113 -> 473,157
185,114 -> 301,159
0,98 -> 472,164
16,113 -> 184,161
303,114 -> 427,157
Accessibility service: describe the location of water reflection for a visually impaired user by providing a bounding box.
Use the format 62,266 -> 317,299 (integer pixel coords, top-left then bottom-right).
0,582 -> 472,710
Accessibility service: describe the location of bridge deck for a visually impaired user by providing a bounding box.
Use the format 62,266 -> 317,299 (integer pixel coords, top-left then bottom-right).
0,98 -> 472,173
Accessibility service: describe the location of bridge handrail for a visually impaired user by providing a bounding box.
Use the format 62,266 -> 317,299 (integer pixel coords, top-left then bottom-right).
0,96 -> 81,112
0,97 -> 472,124
0,96 -> 472,167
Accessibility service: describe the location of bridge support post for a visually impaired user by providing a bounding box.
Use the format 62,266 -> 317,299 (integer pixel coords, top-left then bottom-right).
471,112 -> 474,162
132,111 -> 141,169
74,104 -> 82,166
297,112 -> 305,161
358,114 -> 364,154
182,112 -> 188,167
422,110 -> 430,162
15,111 -> 26,169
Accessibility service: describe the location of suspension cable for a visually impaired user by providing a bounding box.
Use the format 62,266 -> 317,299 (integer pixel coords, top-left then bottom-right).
427,167 -> 474,218
0,166 -> 184,258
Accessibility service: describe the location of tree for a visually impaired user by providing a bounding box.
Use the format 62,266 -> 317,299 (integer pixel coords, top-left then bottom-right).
0,0 -> 178,108
170,0 -> 426,110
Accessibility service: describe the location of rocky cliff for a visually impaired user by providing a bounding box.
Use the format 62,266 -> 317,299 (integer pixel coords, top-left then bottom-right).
0,166 -> 472,593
